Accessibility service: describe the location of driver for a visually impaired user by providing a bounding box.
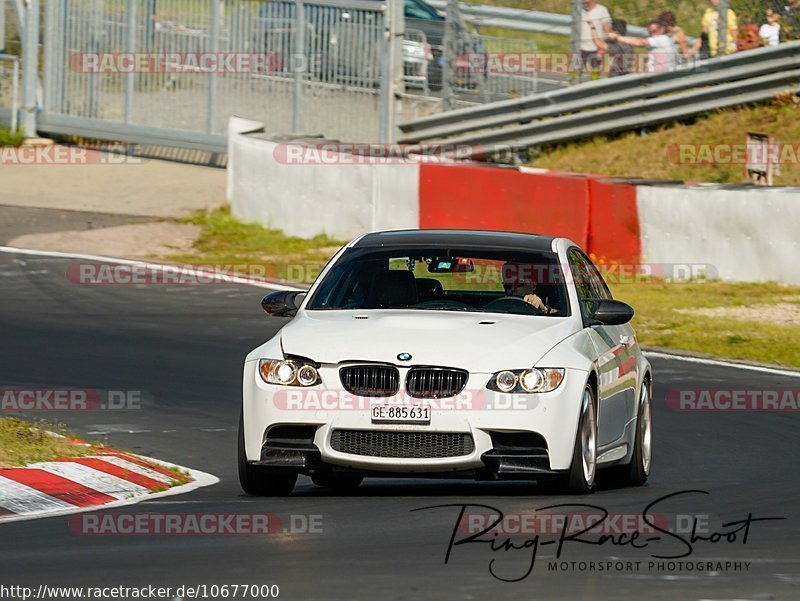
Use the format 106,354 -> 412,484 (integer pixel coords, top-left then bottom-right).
501,263 -> 557,314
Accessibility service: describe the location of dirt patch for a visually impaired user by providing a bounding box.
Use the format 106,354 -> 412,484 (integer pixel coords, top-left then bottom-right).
677,303 -> 800,327
8,221 -> 201,259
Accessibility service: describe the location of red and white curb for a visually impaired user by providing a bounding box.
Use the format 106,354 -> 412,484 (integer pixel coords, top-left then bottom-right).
0,449 -> 218,524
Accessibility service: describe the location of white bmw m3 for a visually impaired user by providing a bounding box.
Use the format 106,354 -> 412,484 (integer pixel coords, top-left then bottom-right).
239,230 -> 652,495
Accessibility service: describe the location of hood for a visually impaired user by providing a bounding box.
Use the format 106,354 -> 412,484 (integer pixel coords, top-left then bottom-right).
279,309 -> 580,373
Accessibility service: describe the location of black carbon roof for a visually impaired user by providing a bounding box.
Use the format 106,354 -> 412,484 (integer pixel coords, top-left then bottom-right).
352,230 -> 557,252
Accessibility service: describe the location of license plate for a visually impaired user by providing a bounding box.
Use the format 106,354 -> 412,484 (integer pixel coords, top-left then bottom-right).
371,404 -> 431,424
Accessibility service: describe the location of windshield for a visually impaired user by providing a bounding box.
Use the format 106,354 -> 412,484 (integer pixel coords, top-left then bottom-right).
307,247 -> 570,317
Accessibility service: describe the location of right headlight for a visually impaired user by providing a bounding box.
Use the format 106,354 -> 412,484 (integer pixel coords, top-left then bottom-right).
259,359 -> 320,387
487,368 -> 565,393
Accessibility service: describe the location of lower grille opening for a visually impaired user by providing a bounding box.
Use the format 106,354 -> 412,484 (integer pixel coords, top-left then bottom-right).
330,429 -> 475,459
265,425 -> 318,448
488,431 -> 548,451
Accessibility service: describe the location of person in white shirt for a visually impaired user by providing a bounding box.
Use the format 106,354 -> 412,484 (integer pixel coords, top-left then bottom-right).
609,20 -> 677,73
580,0 -> 612,76
759,8 -> 781,46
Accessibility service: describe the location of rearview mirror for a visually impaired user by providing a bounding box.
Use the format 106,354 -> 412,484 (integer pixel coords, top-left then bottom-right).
588,299 -> 634,326
261,291 -> 305,317
427,257 -> 475,273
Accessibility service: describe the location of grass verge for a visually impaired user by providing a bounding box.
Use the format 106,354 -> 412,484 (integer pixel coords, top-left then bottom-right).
0,418 -> 97,468
611,280 -> 800,368
528,98 -> 800,185
168,206 -> 345,284
0,127 -> 25,147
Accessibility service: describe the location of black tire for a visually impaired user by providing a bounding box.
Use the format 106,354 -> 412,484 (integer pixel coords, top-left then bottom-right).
627,380 -> 652,486
561,383 -> 597,494
238,411 -> 297,496
601,379 -> 652,488
311,473 -> 364,492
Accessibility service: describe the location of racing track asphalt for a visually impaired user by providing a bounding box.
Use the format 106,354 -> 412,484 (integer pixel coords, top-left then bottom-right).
0,250 -> 798,600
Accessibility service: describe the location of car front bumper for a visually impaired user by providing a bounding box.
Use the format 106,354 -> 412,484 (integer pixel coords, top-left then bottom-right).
242,362 -> 589,477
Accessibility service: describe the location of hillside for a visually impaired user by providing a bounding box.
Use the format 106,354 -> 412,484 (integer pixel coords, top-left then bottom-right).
527,98 -> 800,185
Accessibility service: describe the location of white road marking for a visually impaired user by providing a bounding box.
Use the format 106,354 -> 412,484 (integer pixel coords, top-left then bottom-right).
0,246 -> 302,291
36,461 -> 149,499
0,476 -> 76,514
643,351 -> 800,379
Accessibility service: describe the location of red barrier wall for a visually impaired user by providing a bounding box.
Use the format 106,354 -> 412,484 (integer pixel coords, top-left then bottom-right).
587,179 -> 641,265
419,163 -> 591,248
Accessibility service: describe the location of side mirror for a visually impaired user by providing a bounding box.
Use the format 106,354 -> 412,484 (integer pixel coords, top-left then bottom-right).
261,291 -> 306,317
588,299 -> 634,326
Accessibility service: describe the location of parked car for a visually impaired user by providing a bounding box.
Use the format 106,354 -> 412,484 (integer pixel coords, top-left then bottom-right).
254,0 -> 479,89
239,230 -> 653,496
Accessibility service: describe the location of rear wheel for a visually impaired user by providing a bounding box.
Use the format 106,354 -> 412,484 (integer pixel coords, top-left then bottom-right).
238,411 -> 297,496
561,384 -> 597,494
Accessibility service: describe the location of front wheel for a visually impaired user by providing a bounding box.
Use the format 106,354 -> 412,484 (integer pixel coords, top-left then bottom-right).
238,411 -> 297,496
561,384 -> 597,494
628,381 -> 652,486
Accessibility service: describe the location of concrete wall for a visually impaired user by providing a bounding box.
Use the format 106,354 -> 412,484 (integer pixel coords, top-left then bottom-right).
227,115 -> 800,283
637,184 -> 800,283
227,117 -> 419,240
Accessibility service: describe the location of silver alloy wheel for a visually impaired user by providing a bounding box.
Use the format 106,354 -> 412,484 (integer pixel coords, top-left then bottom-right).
580,388 -> 597,486
640,385 -> 652,476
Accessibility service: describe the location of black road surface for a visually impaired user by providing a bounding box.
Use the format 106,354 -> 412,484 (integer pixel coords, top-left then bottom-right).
0,250 -> 798,600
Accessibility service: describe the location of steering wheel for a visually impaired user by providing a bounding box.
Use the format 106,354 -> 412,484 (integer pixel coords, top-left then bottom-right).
482,296 -> 547,315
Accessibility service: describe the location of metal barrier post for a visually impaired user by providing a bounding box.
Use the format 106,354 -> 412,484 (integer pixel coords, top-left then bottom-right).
718,0 -> 729,56
569,0 -> 580,85
124,0 -> 136,123
379,0 -> 403,142
1,0 -> 6,53
207,0 -> 220,133
20,0 -> 38,135
441,0 -> 458,110
291,0 -> 305,134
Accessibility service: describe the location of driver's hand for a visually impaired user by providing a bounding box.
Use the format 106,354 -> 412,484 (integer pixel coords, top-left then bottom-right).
523,294 -> 557,314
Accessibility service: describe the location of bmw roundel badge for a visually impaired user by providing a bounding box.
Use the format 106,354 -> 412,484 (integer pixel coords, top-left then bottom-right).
397,353 -> 412,362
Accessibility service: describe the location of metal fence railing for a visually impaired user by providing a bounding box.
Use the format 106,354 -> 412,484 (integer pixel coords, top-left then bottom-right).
398,41 -> 800,153
0,54 -> 20,131
37,0 -> 402,149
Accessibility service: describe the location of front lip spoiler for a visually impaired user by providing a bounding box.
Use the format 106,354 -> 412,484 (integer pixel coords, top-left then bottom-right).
254,443 -> 320,469
251,444 -> 561,479
480,449 -> 556,478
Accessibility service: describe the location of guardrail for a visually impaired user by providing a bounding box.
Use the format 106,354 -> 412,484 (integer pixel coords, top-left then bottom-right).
425,0 -> 650,38
398,41 -> 800,152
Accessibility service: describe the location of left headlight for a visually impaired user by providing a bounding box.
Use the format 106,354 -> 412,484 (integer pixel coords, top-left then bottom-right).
487,368 -> 565,393
259,359 -> 320,387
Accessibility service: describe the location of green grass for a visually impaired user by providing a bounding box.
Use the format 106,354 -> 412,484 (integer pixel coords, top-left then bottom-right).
611,280 -> 800,368
0,127 -> 25,147
528,99 -> 800,185
169,207 -> 345,284
0,418 -> 96,468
